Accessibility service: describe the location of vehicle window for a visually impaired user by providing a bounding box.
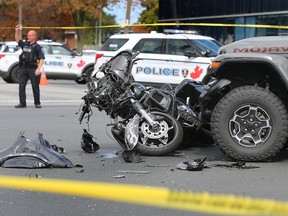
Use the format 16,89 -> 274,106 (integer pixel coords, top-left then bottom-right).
132,39 -> 163,54
101,39 -> 129,51
41,45 -> 51,54
3,45 -> 20,53
166,39 -> 193,55
0,43 -> 5,52
82,50 -> 97,56
50,45 -> 72,55
190,39 -> 221,57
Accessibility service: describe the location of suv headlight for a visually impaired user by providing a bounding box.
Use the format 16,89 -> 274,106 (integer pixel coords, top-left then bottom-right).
209,61 -> 221,69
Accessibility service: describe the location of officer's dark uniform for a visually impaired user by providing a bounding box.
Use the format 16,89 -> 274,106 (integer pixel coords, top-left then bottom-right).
17,40 -> 45,107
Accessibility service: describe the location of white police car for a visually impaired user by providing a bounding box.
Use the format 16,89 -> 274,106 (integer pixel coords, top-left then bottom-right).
0,40 -> 95,83
92,30 -> 221,86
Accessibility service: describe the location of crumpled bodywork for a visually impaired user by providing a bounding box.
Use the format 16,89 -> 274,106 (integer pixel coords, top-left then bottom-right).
0,132 -> 74,168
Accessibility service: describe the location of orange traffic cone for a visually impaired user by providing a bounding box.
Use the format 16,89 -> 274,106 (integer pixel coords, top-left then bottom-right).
40,67 -> 48,86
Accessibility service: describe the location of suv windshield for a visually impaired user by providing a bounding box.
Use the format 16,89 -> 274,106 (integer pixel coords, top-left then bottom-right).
101,39 -> 129,51
191,39 -> 221,57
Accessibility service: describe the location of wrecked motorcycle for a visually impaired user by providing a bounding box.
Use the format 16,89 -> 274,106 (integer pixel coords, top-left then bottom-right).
78,50 -> 191,156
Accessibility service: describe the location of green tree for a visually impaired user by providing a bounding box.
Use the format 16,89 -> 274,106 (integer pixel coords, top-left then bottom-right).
137,0 -> 159,32
48,0 -> 119,51
0,0 -> 119,50
85,13 -> 117,48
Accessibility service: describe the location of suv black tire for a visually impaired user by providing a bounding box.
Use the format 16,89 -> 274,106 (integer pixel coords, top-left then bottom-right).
211,86 -> 288,161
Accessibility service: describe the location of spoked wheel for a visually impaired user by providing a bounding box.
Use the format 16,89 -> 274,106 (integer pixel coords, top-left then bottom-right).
136,111 -> 183,156
211,86 -> 288,161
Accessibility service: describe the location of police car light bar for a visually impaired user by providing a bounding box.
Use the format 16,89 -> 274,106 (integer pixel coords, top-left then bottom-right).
42,39 -> 53,43
163,29 -> 199,35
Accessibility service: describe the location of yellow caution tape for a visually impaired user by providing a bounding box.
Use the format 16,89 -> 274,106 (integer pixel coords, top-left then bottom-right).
1,22 -> 288,30
0,175 -> 287,215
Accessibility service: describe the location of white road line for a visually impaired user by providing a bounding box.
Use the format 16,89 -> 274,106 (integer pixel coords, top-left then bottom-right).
0,100 -> 82,105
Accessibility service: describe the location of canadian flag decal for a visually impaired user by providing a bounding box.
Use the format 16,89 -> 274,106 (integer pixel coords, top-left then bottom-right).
190,65 -> 203,79
77,60 -> 86,68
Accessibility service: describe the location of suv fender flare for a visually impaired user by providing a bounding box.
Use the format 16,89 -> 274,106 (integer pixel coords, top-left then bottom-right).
199,79 -> 231,107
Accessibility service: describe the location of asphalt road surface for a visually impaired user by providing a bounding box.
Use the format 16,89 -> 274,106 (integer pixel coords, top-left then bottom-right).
0,80 -> 288,216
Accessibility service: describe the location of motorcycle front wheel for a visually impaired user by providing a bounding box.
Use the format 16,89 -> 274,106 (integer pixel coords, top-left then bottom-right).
136,111 -> 183,156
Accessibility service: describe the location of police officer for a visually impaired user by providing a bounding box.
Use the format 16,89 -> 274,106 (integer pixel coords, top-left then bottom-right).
15,24 -> 45,108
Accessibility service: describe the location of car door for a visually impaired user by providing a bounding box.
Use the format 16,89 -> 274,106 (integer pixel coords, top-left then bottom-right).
43,45 -> 79,75
131,38 -> 211,85
163,38 -> 211,82
131,38 -> 172,84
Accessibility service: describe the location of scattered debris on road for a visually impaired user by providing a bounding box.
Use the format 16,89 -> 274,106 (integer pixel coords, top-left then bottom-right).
177,157 -> 260,171
146,164 -> 169,167
113,175 -> 126,178
0,132 -> 74,168
212,161 -> 260,169
81,129 -> 99,153
117,170 -> 151,174
177,157 -> 207,171
122,150 -> 144,163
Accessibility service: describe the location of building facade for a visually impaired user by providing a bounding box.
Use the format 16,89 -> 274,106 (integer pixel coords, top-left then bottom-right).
158,0 -> 288,43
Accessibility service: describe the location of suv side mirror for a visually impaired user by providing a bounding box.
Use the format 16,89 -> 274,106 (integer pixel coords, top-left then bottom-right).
184,50 -> 197,58
201,49 -> 211,57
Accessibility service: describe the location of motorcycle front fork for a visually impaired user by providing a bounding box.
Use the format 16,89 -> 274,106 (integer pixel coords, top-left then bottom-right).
130,98 -> 158,129
111,98 -> 160,151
